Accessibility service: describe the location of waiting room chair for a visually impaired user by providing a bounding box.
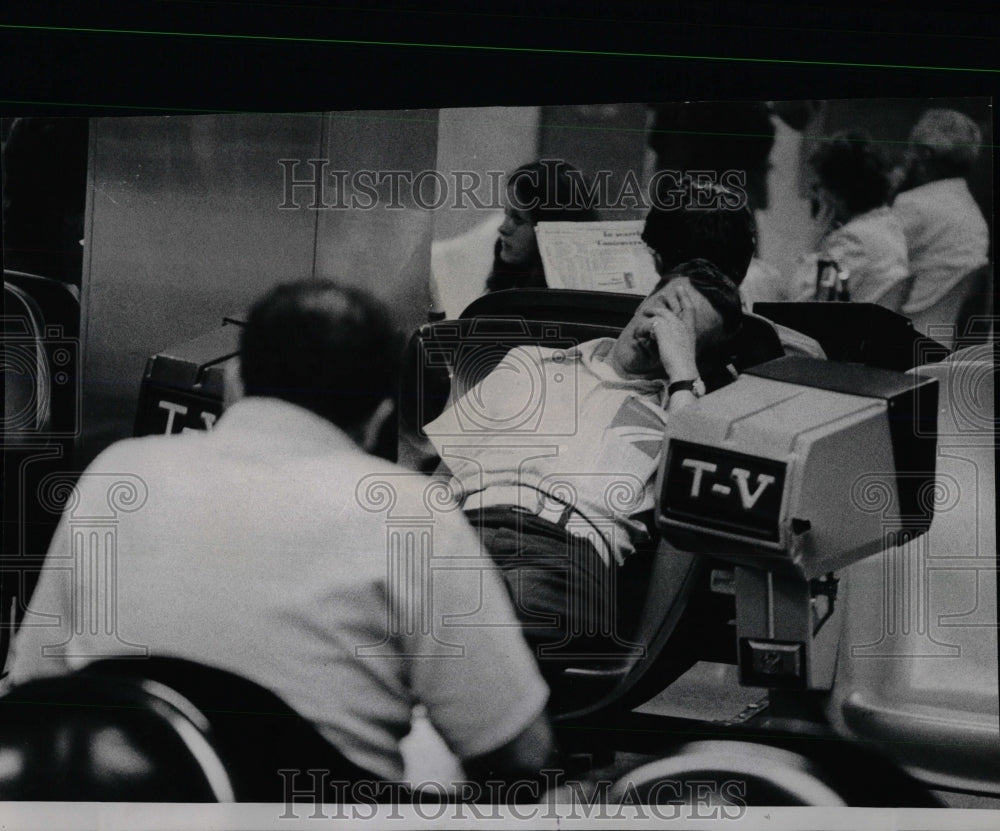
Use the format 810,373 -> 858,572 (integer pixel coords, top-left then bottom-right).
403,290 -> 953,805
460,288 -> 644,329
83,657 -> 383,801
0,657 -> 382,802
952,263 -> 993,349
753,301 -> 947,371
907,263 -> 993,350
867,273 -> 917,316
0,669 -> 235,801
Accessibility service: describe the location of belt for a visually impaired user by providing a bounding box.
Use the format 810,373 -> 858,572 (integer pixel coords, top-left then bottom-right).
461,485 -> 613,566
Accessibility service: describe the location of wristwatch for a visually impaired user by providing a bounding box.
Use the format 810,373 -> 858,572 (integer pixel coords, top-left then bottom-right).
667,377 -> 706,398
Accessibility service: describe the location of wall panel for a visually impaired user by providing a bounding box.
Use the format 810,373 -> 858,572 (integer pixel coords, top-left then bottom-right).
313,109 -> 439,335
81,113 -> 324,464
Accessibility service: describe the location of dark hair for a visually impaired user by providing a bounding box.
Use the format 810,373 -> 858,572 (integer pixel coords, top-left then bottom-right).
486,160 -> 599,292
653,258 -> 744,335
239,279 -> 401,430
485,237 -> 547,292
641,176 -> 757,286
809,131 -> 891,217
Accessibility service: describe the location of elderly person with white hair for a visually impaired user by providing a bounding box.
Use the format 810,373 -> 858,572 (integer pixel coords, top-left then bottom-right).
891,108 -> 990,346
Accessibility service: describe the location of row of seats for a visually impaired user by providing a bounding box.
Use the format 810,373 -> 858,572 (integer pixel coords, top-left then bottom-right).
860,262 -> 993,350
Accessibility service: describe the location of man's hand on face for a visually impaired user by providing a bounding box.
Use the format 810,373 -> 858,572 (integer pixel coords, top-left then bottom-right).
637,280 -> 700,381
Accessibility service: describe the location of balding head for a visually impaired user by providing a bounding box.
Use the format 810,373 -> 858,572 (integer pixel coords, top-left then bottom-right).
239,280 -> 400,431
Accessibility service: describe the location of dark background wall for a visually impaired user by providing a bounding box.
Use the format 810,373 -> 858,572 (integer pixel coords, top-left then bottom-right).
78,111 -> 437,469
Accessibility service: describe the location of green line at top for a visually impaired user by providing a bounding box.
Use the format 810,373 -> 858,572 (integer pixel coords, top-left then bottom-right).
1,23 -> 998,74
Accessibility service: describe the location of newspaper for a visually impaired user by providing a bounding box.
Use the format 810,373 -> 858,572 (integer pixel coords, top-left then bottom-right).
535,220 -> 660,295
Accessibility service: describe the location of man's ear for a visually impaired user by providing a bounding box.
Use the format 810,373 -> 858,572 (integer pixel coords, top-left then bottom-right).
223,358 -> 244,409
360,398 -> 395,454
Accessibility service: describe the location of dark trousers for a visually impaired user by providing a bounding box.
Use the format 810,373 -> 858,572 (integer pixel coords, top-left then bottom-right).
465,507 -> 627,684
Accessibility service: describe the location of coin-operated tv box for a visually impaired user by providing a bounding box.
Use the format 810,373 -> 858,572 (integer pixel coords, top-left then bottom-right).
133,318 -> 243,436
656,357 -> 939,692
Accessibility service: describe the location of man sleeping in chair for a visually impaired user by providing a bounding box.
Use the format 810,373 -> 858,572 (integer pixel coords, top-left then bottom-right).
425,258 -> 743,690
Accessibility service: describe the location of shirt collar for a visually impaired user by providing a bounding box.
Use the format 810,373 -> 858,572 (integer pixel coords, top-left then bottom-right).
576,338 -> 668,392
212,396 -> 359,454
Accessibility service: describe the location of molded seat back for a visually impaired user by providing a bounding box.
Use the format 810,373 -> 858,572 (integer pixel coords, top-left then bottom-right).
0,671 -> 234,801
85,657 -> 383,801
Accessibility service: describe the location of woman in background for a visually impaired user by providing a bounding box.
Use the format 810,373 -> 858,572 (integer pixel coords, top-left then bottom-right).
790,131 -> 909,310
486,160 -> 599,292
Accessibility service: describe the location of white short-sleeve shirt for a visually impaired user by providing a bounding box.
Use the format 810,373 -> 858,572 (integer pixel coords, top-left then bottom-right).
9,397 -> 548,781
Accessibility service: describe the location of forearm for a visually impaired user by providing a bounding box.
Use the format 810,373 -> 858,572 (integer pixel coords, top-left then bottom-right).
663,351 -> 699,413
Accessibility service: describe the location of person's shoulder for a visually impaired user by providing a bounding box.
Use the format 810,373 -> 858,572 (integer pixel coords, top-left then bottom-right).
890,189 -> 920,217
892,182 -> 924,204
66,434 -> 206,507
86,432 -> 201,470
895,177 -> 969,206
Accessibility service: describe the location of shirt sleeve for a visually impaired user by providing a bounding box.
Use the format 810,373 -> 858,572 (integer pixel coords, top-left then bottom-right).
396,517 -> 549,762
823,224 -> 908,306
